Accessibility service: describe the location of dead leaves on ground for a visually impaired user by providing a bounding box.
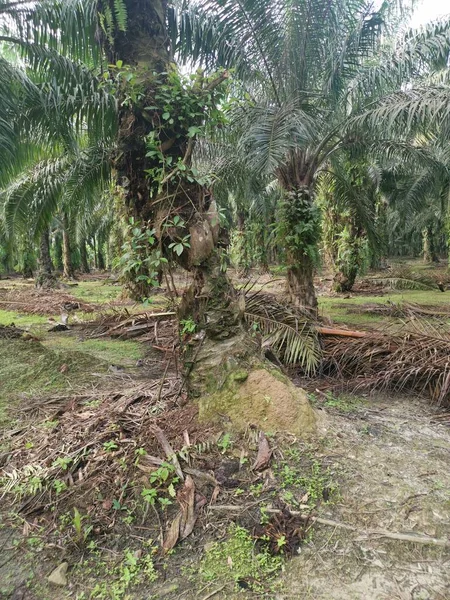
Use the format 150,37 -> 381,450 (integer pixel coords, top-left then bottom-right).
163,475 -> 197,551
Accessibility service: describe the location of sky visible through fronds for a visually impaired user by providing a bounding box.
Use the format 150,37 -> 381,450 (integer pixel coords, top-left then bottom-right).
410,0 -> 448,26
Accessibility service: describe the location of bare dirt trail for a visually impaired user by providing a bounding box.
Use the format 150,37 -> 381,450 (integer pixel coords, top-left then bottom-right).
278,396 -> 450,600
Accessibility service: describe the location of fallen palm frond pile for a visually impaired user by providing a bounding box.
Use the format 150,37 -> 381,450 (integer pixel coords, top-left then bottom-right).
319,319 -> 450,408
80,296 -> 450,409
0,286 -> 95,316
0,379 -> 207,520
345,301 -> 450,319
83,309 -> 176,345
357,265 -> 448,293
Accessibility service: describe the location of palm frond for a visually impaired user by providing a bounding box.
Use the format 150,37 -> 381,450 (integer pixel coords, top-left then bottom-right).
244,289 -> 321,373
235,101 -> 317,177
364,265 -> 438,291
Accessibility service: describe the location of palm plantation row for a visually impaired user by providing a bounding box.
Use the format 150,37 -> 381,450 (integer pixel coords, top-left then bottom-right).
1,0 -> 450,386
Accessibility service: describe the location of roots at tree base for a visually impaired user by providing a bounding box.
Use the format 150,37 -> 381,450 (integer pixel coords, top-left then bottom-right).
333,267 -> 358,293
181,256 -> 317,437
35,271 -> 60,289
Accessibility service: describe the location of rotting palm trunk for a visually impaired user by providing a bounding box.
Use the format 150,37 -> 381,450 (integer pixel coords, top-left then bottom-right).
62,213 -> 75,279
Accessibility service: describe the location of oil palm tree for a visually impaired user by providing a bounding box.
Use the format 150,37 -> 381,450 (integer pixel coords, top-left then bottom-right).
0,0 -> 318,415
0,0 -> 117,282
175,0 -> 450,313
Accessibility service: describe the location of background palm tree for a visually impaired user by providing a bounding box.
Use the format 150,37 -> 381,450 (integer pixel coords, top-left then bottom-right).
0,0 -> 117,281
175,0 -> 450,313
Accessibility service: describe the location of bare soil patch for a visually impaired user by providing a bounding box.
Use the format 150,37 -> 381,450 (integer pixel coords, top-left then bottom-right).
280,396 -> 450,600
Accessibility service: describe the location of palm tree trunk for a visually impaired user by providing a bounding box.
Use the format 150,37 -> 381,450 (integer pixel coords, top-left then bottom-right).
39,229 -> 53,274
98,1 -> 316,433
286,251 -> 317,312
79,238 -> 90,273
20,234 -> 35,279
180,253 -> 258,394
62,213 -> 75,279
333,266 -> 358,293
36,229 -> 59,288
278,183 -> 319,315
97,240 -> 106,270
53,233 -> 63,271
235,211 -> 250,278
423,227 -> 438,263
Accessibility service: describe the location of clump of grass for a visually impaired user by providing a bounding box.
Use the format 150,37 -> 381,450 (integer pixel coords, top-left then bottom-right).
44,336 -> 143,364
199,524 -> 283,592
274,445 -> 338,508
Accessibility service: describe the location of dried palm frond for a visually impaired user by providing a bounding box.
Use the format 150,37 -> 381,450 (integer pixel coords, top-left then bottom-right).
244,290 -> 321,374
363,265 -> 438,291
346,301 -> 450,319
320,318 -> 450,407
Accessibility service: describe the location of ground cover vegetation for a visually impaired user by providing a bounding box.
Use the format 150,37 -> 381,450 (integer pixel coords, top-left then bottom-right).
0,0 -> 450,598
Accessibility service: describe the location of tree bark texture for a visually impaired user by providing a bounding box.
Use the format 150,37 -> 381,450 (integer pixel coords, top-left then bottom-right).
39,229 -> 53,274
62,213 -> 75,279
80,238 -> 90,273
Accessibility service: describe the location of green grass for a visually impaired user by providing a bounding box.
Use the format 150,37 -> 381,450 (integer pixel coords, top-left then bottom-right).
43,335 -> 143,365
72,280 -> 169,312
70,280 -> 122,304
0,339 -> 107,427
319,289 -> 450,327
0,309 -> 49,328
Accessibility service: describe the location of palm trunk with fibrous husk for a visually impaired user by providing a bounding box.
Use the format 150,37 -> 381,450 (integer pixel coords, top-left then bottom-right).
277,151 -> 320,316
62,213 -> 75,279
97,0 -> 316,433
422,226 -> 439,263
80,238 -> 90,273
